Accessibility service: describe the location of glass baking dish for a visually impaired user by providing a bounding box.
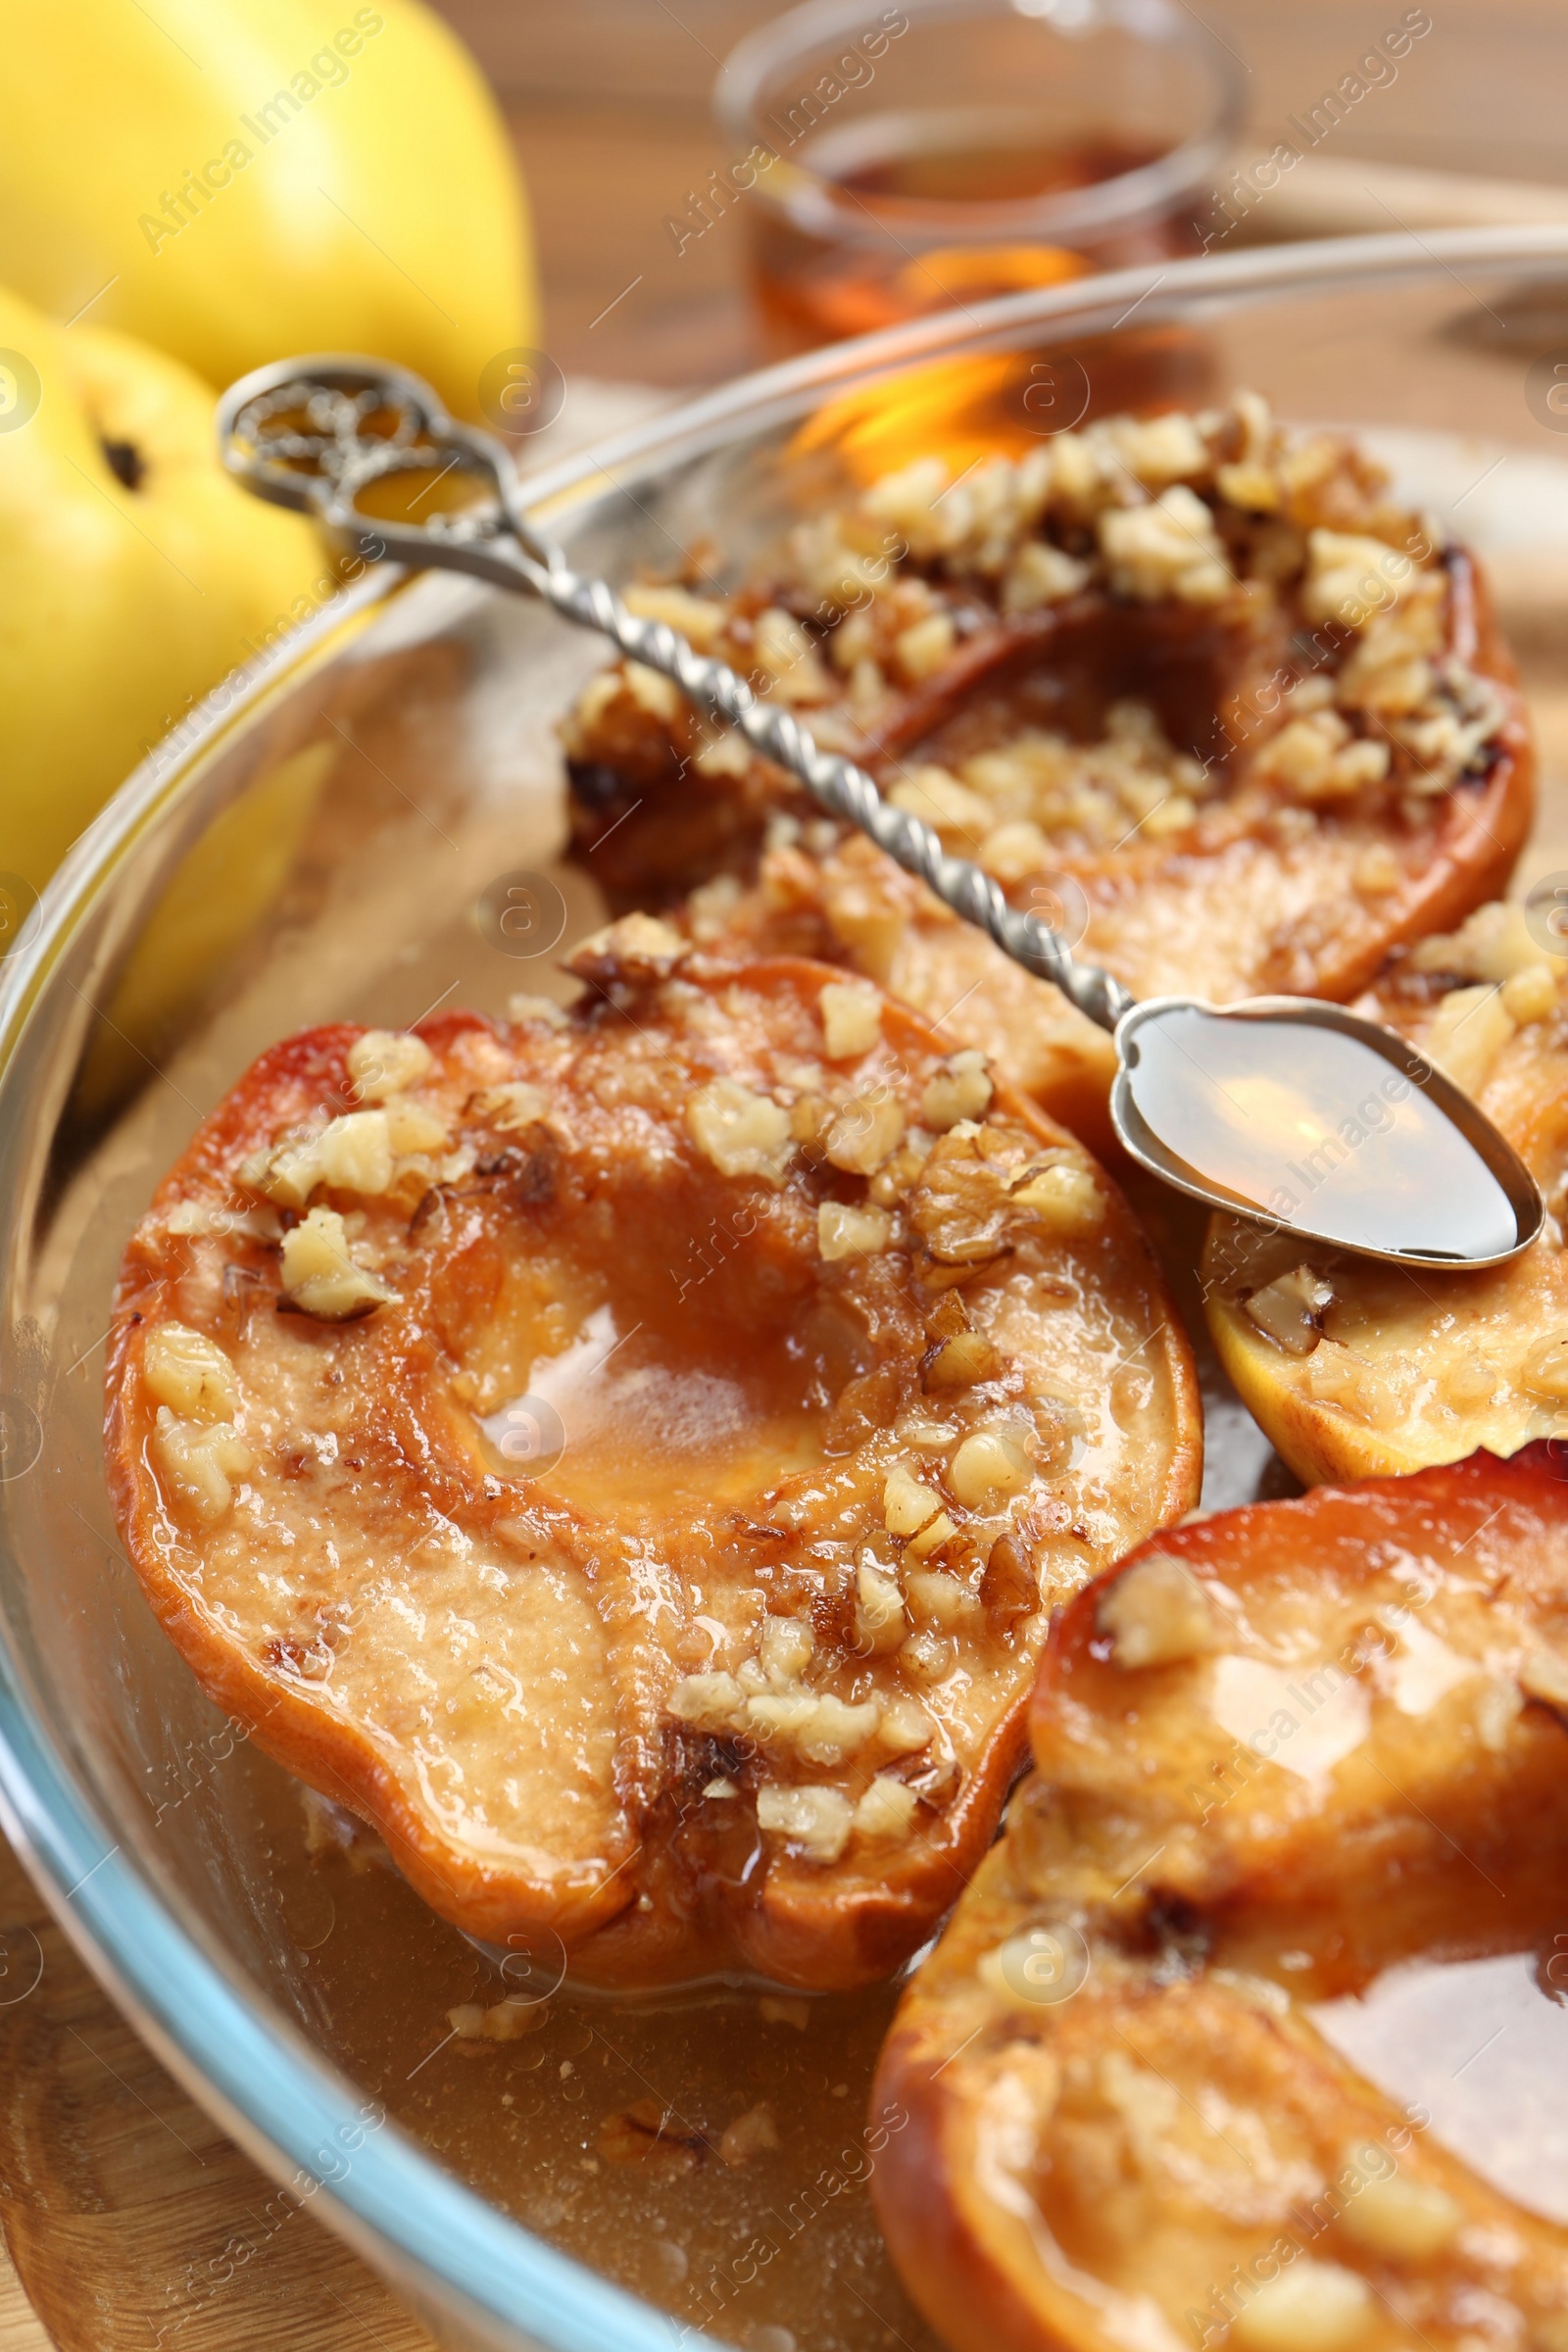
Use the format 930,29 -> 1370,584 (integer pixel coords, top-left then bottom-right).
3,226 -> 1568,2352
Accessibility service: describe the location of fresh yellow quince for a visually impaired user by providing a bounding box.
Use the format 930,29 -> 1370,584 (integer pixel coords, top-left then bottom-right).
0,0 -> 536,420
0,281 -> 335,901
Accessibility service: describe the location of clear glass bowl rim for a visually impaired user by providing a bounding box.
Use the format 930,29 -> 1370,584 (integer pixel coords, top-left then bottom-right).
3,224 -> 1568,2352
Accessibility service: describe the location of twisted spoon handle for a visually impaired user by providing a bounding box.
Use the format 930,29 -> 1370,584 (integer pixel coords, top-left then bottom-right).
216,356 -> 1134,1034
535,562 -> 1133,1033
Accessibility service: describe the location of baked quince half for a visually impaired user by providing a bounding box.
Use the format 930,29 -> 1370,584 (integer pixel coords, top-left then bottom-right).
1204,901 -> 1568,1483
873,1445 -> 1568,2352
105,925 -> 1200,1987
565,395 -> 1531,1149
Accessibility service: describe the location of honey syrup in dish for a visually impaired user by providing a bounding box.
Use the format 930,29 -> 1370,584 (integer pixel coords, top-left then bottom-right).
1114,1003 -> 1529,1262
245,1761 -> 940,2352
479,1303 -> 828,1525
1310,1949 -> 1568,2225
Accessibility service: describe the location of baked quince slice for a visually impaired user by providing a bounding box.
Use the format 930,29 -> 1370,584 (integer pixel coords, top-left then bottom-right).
1204,901 -> 1568,1484
105,930 -> 1200,1987
565,398 -> 1532,1147
873,1445 -> 1568,2352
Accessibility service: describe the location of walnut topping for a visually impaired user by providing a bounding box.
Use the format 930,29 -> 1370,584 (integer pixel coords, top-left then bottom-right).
142,1323 -> 238,1422
877,1698 -> 936,1753
818,1202 -> 893,1261
819,978 -> 884,1060
760,1615 -> 814,1685
1520,1641 -> 1568,1711
906,1569 -> 980,1629
1339,2170 -> 1461,2258
921,1050 -> 995,1133
1100,487 -> 1231,606
599,2098 -> 707,2176
909,1124 -> 1099,1278
668,1669 -> 879,1764
667,1671 -> 747,1734
905,1509 -> 956,1559
823,1092 -> 906,1176
1242,1266 -> 1335,1355
469,1082 -> 549,1135
856,1558 -> 906,1653
152,1408 -> 253,1523
447,1995 -> 549,2043
717,2101 -> 780,2166
385,1100 -> 449,1153
747,1692 -> 881,1765
1099,1553 -> 1221,1668
1232,2261 -> 1372,2352
687,1078 -> 795,1184
1424,983 -> 1515,1099
922,1291 -> 1002,1391
980,1532 -> 1039,1628
756,1784 -> 854,1863
855,1775 -> 919,1840
347,1029 -> 433,1102
567,911 -> 688,986
246,1109 -> 396,1207
950,1429 -> 1032,1509
278,1205 -> 397,1320
884,1460 -> 940,1537
1300,528 -> 1415,630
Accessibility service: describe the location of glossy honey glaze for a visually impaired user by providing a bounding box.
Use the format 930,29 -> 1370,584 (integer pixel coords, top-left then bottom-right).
1116,1002 -> 1533,1261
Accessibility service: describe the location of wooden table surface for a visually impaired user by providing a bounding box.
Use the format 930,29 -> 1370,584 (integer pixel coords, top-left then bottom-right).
6,3 -> 1568,2343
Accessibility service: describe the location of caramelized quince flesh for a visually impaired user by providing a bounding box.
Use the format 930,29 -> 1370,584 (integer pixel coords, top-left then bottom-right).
105,946 -> 1199,1987
873,1446 -> 1568,2352
566,402 -> 1533,1149
1205,903 -> 1568,1482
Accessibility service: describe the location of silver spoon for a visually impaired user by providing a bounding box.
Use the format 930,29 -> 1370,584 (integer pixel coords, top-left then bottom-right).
216,355 -> 1542,1272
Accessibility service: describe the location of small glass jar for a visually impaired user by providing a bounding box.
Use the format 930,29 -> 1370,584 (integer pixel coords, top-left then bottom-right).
714,0 -> 1246,357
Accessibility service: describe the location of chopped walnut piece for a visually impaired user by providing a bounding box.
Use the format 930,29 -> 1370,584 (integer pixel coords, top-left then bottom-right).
980,1533 -> 1039,1628
469,1082 -> 549,1134
599,2098 -> 707,2177
878,1698 -> 936,1753
1099,1552 -> 1222,1668
1242,1266 -> 1334,1356
447,1995 -> 549,2043
921,1050 -> 995,1133
1301,529 -> 1414,630
818,1202 -> 893,1261
950,1429 -> 1032,1509
823,1093 -> 906,1176
884,1460 -> 940,1537
687,1078 -> 795,1185
1340,2171 -> 1461,2259
142,1323 -> 238,1422
347,1029 -> 433,1102
718,2100 -> 780,2167
819,978 -> 884,1060
856,1558 -> 907,1653
667,1671 -> 748,1735
1232,2260 -> 1371,2352
752,1619 -> 808,1690
1424,983 -> 1516,1099
856,1776 -> 919,1841
567,911 -> 688,986
151,1408 -> 254,1523
756,1785 -> 855,1863
279,1206 -> 397,1320
1100,488 -> 1231,606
